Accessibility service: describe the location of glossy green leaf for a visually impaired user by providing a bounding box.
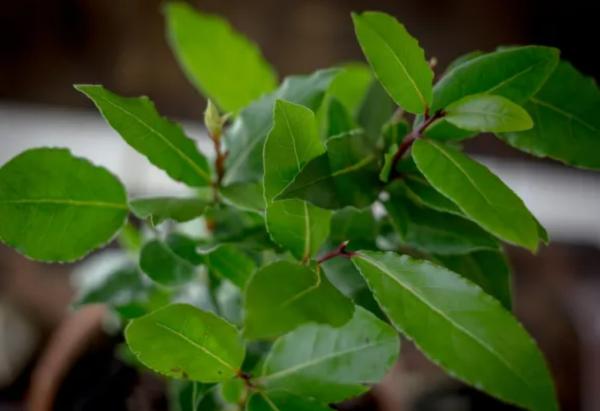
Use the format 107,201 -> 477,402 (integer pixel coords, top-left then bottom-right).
169,381 -> 217,411
352,11 -> 433,113
201,244 -> 256,288
437,250 -> 512,309
357,81 -> 395,141
165,2 -> 276,113
277,131 -> 380,209
125,304 -> 245,382
0,148 -> 127,262
76,85 -> 211,187
352,251 -> 557,411
224,69 -> 337,185
329,207 -> 377,250
500,61 -> 600,169
443,50 -> 483,75
412,139 -> 540,251
260,306 -> 398,403
427,46 -> 558,140
243,261 -> 353,339
220,182 -> 265,212
327,63 -> 373,114
130,196 -> 208,225
246,391 -> 331,411
326,97 -> 356,137
139,239 -> 197,286
444,94 -> 533,132
402,174 -> 462,216
385,187 -> 499,255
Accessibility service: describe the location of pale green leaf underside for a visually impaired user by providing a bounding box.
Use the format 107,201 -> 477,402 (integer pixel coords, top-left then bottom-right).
352,251 -> 557,411
0,148 -> 127,262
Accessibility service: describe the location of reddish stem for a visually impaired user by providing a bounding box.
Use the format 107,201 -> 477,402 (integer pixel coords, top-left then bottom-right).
317,241 -> 355,264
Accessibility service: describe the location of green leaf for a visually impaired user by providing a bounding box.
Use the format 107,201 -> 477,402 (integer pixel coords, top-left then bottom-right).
352,251 -> 557,411
263,100 -> 332,260
326,97 -> 356,137
130,196 -> 208,225
402,174 -> 462,216
500,61 -> 600,169
243,261 -> 353,339
357,81 -> 395,141
246,391 -> 331,411
224,69 -> 337,185
426,46 -> 558,140
76,85 -> 211,187
220,182 -> 265,213
200,244 -> 256,288
443,50 -> 483,75
260,306 -> 399,403
436,250 -> 512,309
444,94 -> 533,132
139,239 -> 197,286
329,207 -> 377,250
125,303 -> 245,382
352,11 -> 433,114
327,63 -> 373,114
412,140 -> 539,251
385,186 -> 500,255
277,131 -> 380,209
165,2 -> 276,113
379,144 -> 397,183
169,381 -> 217,411
0,148 -> 127,262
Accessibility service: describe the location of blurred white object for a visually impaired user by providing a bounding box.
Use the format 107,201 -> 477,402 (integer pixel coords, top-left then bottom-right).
2,102 -> 600,246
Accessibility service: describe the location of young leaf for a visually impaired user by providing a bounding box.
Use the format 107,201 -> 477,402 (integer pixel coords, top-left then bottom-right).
0,148 -> 127,262
76,85 -> 211,187
125,304 -> 245,382
263,100 -> 332,260
412,140 -> 540,251
140,239 -> 197,286
500,61 -> 600,169
259,307 -> 399,403
352,251 -> 557,411
200,244 -> 256,289
444,94 -> 533,132
224,69 -> 338,185
243,261 -> 353,339
436,250 -> 512,309
277,131 -> 381,209
246,391 -> 331,411
130,197 -> 208,225
165,2 -> 276,113
352,11 -> 433,114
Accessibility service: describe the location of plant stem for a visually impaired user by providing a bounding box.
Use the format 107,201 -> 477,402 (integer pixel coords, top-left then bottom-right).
208,129 -> 227,204
317,241 -> 355,264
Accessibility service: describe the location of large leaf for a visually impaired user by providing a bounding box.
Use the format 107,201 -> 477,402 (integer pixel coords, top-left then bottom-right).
402,174 -> 462,216
246,391 -> 331,411
139,239 -> 197,286
277,131 -> 380,209
125,304 -> 244,382
0,148 -> 127,262
427,46 -> 558,139
444,94 -> 533,132
259,307 -> 399,403
243,261 -> 353,339
263,100 -> 332,260
223,69 -> 337,185
200,244 -> 256,289
412,139 -> 540,251
352,11 -> 433,114
436,250 -> 512,309
130,196 -> 208,225
500,61 -> 600,169
76,85 -> 211,187
352,251 -> 557,411
165,3 -> 276,113
385,186 -> 500,255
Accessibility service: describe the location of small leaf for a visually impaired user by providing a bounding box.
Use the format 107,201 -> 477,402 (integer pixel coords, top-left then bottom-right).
165,2 -> 276,113
277,131 -> 381,209
246,391 -> 331,411
326,97 -> 356,137
412,140 -> 540,251
352,251 -> 557,411
125,304 -> 245,382
444,94 -> 533,132
224,69 -> 337,185
200,244 -> 256,289
243,261 -> 353,339
76,85 -> 211,187
357,81 -> 395,141
260,307 -> 399,403
130,197 -> 208,225
140,239 -> 197,286
0,148 -> 127,262
500,61 -> 600,169
352,11 -> 433,113
379,143 -> 397,183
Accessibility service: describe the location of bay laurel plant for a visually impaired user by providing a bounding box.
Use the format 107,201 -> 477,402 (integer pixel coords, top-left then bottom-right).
1,3 -> 599,410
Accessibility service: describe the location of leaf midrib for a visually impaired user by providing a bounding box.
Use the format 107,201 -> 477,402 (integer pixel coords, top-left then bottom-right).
0,198 -> 127,210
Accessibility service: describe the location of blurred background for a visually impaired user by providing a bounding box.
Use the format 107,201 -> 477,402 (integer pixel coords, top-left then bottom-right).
1,1 -> 600,410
